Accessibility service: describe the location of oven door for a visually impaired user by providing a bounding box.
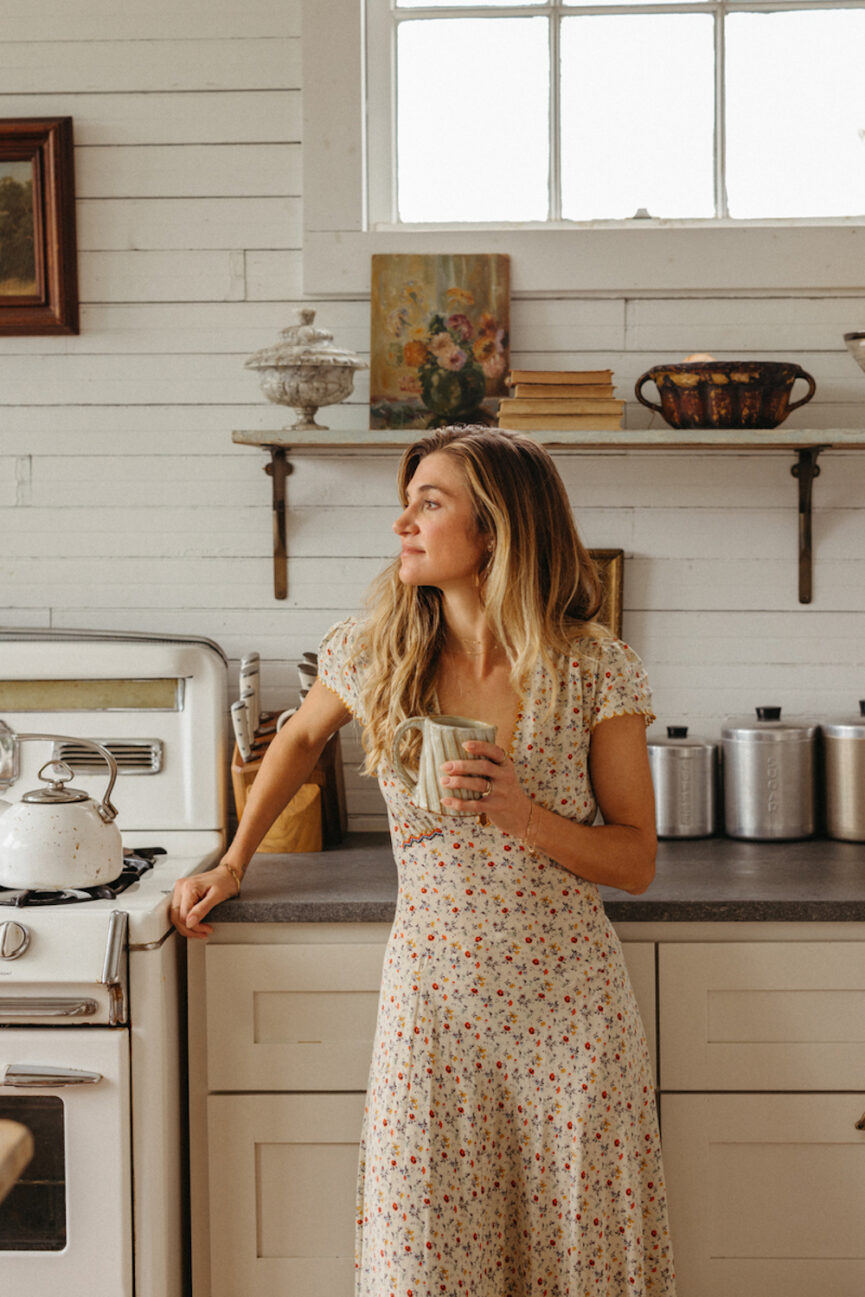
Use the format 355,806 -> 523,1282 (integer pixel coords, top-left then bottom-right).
0,1027 -> 132,1296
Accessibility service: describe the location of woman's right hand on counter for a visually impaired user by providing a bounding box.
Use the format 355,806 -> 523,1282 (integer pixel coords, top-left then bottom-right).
170,862 -> 240,940
170,681 -> 353,940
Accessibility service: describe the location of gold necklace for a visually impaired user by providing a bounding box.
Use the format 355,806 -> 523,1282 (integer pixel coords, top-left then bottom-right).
445,637 -> 500,659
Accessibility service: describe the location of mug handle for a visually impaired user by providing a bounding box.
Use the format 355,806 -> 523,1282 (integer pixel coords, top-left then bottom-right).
392,717 -> 425,792
787,366 -> 817,414
634,371 -> 663,414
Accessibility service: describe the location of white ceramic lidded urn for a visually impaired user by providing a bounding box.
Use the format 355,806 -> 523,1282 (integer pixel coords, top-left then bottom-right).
245,308 -> 367,431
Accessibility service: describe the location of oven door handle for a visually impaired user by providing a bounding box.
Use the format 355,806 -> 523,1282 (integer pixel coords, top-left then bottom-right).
0,996 -> 98,1018
100,909 -> 129,1027
3,1062 -> 103,1087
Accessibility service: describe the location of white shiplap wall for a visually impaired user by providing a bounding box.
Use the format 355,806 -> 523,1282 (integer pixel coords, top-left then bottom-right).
1,0 -> 865,830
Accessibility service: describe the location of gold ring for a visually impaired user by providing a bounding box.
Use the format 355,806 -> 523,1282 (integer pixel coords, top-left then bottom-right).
478,777 -> 493,799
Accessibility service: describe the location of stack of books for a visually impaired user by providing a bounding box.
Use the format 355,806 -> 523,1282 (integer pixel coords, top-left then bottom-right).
497,368 -> 624,431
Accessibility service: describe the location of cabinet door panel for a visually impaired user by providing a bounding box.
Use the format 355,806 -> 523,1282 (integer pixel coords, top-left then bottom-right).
205,943 -> 386,1090
207,1092 -> 364,1297
659,942 -> 865,1090
662,1093 -> 865,1297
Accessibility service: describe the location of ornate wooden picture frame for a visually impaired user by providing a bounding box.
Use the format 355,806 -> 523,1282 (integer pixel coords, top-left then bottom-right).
0,117 -> 79,335
590,548 -> 624,637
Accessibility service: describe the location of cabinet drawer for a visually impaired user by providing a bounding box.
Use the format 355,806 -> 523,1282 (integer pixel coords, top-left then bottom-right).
662,1092 -> 865,1297
207,1092 -> 363,1297
205,944 -> 386,1091
204,941 -> 654,1092
659,942 -> 865,1090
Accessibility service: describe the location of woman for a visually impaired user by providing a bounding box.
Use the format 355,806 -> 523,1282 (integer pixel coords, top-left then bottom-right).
171,426 -> 676,1296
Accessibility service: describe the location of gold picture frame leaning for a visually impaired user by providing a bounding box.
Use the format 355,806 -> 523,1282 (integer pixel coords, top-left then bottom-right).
589,548 -> 624,638
0,117 -> 79,336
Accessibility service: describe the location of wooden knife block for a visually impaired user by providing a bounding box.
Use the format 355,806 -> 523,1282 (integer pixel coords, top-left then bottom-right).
230,729 -> 347,852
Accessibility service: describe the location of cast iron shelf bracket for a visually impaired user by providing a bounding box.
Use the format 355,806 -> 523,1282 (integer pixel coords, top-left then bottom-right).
264,447 -> 292,600
791,446 -> 826,605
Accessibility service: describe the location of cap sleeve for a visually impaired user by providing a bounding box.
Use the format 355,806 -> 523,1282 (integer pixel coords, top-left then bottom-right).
317,616 -> 367,721
591,638 -> 656,730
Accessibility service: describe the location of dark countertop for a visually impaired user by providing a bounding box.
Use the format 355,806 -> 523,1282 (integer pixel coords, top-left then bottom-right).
210,833 -> 865,925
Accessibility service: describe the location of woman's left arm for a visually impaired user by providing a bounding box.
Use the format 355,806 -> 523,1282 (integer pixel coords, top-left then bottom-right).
440,713 -> 657,894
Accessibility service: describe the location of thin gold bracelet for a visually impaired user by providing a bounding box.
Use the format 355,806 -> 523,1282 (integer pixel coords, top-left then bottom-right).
222,862 -> 243,896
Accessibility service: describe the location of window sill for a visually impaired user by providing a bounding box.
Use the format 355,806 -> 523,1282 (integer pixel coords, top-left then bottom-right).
302,223 -> 865,298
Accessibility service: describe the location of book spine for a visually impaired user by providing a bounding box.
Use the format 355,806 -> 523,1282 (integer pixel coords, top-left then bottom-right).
499,414 -> 623,430
512,384 -> 614,398
499,398 -> 624,415
506,369 -> 613,385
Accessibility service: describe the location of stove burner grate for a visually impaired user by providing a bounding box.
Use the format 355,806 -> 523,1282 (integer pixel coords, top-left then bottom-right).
0,847 -> 165,907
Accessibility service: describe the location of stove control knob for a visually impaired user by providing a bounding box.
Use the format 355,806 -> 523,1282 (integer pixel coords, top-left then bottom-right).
0,921 -> 30,960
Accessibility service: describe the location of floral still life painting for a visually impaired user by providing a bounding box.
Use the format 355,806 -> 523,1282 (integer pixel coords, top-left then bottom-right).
370,254 -> 510,429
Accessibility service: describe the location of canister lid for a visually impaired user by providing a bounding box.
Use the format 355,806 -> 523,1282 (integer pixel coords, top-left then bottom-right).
722,706 -> 818,743
822,699 -> 865,739
648,725 -> 717,753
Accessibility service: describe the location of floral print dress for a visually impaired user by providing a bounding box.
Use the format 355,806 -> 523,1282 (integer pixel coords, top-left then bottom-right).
318,618 -> 676,1297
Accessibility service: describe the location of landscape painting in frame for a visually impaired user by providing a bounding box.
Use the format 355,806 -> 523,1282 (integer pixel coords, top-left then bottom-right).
0,158 -> 37,299
370,253 -> 510,429
0,117 -> 79,335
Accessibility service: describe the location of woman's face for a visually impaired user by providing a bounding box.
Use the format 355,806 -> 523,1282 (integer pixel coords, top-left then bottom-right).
393,450 -> 487,591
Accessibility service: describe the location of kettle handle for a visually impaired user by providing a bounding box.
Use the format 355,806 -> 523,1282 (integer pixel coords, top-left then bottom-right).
13,733 -> 119,823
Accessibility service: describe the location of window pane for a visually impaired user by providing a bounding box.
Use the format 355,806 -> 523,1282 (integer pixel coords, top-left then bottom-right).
561,14 -> 715,221
726,9 -> 865,219
397,18 -> 549,221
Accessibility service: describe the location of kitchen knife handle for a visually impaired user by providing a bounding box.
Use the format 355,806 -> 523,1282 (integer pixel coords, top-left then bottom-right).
240,656 -> 261,734
231,699 -> 253,763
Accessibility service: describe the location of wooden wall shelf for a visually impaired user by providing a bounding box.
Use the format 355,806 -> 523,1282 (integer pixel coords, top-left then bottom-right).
232,428 -> 865,605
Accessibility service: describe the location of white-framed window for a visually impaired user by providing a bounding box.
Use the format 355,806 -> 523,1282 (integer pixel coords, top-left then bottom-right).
301,0 -> 865,295
368,0 -> 865,226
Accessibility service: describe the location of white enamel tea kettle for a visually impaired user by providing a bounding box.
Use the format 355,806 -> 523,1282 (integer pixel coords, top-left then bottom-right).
0,727 -> 122,890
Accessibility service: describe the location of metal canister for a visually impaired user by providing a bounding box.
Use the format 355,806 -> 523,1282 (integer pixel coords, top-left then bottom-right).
721,706 -> 817,840
821,701 -> 865,841
648,726 -> 718,839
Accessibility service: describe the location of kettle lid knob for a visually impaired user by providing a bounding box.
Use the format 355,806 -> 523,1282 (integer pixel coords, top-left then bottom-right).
21,760 -> 89,805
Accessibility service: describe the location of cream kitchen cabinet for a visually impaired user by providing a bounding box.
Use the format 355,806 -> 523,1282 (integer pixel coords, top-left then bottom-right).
187,922 -> 656,1297
657,940 -> 865,1297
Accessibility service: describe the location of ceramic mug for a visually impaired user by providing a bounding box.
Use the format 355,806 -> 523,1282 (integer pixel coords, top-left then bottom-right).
392,714 -> 496,815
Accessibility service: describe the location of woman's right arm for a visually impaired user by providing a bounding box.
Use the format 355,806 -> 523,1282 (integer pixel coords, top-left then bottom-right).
170,679 -> 353,938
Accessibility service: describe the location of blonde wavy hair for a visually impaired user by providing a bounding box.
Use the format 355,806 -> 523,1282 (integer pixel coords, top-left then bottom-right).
358,425 -> 606,773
